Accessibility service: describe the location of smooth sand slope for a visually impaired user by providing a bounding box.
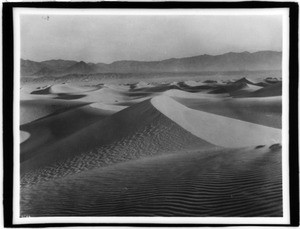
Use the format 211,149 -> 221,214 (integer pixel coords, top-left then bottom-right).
152,96 -> 281,147
173,94 -> 281,128
20,131 -> 30,143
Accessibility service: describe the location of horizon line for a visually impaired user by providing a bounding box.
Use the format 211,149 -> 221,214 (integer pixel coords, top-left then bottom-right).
21,49 -> 282,65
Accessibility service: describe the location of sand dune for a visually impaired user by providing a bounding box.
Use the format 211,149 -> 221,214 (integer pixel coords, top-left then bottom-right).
20,76 -> 283,218
237,82 -> 282,98
130,81 -> 154,89
89,102 -> 127,112
130,83 -> 181,93
20,99 -> 88,125
233,77 -> 260,85
31,83 -> 99,95
104,84 -> 131,91
174,95 -> 281,128
21,94 -> 281,187
208,82 -> 261,95
179,80 -> 205,87
152,95 -> 281,147
21,98 -> 214,186
20,131 -> 30,143
20,105 -> 110,162
265,77 -> 280,84
229,83 -> 262,96
163,89 -> 227,99
77,87 -> 130,104
21,146 -> 282,217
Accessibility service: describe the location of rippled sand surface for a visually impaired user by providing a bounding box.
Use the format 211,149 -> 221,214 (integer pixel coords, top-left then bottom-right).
21,146 -> 282,217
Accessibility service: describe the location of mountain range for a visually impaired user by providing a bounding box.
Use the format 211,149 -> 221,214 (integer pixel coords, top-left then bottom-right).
21,51 -> 282,77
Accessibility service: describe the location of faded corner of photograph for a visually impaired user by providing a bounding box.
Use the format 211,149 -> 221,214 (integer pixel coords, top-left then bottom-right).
18,9 -> 284,220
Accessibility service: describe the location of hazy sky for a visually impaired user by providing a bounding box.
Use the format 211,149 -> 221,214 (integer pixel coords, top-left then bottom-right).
20,14 -> 282,63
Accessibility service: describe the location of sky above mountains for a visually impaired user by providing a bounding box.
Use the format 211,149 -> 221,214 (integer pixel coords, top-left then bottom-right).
21,12 -> 282,63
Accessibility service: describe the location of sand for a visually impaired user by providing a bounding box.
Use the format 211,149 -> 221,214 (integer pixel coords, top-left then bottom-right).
31,83 -> 100,94
152,96 -> 281,147
20,76 -> 283,217
20,131 -> 30,143
21,146 -> 282,217
174,96 -> 281,128
21,98 -> 215,185
20,99 -> 88,125
238,82 -> 282,97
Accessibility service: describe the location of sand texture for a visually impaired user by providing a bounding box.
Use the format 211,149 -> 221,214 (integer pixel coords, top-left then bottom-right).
20,76 -> 283,217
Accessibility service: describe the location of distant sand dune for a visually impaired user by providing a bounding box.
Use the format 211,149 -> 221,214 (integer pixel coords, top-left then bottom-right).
208,82 -> 262,95
229,83 -> 262,96
77,87 -> 130,104
179,80 -> 205,87
129,81 -> 154,89
130,83 -> 181,93
163,89 -> 224,99
31,83 -> 99,95
233,77 -> 260,85
237,82 -> 282,98
20,99 -> 88,125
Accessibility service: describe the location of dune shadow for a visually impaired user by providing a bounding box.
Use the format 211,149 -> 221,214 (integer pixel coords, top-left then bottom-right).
54,94 -> 86,100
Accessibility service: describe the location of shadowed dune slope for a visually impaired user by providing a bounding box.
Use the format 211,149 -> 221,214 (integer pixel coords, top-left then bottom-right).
21,98 -> 214,185
20,99 -> 88,125
152,96 -> 281,148
77,87 -> 131,104
21,146 -> 282,217
130,83 -> 180,93
31,83 -> 99,95
237,82 -> 282,98
208,82 -> 261,95
20,105 -> 113,162
229,83 -> 262,96
233,77 -> 260,85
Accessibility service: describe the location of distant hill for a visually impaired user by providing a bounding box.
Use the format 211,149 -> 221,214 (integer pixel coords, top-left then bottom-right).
21,51 -> 282,77
63,61 -> 98,74
40,59 -> 77,71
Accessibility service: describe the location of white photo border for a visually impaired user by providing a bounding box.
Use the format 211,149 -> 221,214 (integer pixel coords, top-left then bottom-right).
13,7 -> 290,225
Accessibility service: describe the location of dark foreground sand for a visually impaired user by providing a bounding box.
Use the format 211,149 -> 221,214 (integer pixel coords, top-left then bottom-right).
20,77 -> 283,217
21,146 -> 282,217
